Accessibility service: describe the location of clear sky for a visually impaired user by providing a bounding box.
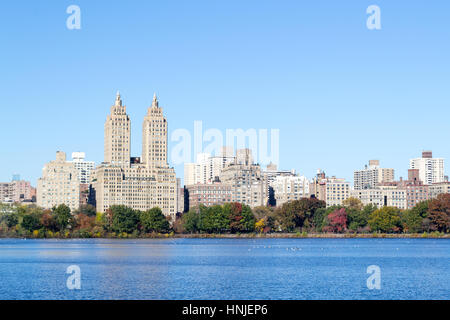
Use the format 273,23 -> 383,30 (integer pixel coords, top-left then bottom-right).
0,0 -> 449,186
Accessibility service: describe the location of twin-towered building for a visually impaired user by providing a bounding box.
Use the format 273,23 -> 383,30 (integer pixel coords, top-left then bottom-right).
92,92 -> 177,219
36,92 -> 177,219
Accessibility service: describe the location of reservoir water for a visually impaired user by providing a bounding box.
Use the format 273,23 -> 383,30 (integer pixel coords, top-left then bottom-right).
0,238 -> 448,300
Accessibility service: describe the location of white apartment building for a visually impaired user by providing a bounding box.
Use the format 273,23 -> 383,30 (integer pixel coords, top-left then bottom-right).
184,163 -> 197,186
410,151 -> 445,185
37,151 -> 80,211
351,186 -> 407,210
271,175 -> 309,206
324,178 -> 350,207
428,181 -> 450,199
184,148 -> 236,186
70,152 -> 95,184
354,160 -> 394,190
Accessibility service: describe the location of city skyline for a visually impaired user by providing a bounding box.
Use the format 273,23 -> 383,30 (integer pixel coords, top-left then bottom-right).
1,1 -> 449,185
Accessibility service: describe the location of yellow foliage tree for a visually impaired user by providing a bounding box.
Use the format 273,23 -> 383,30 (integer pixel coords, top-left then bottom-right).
255,219 -> 265,233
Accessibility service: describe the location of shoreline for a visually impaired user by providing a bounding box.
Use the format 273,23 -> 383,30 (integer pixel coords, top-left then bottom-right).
1,232 -> 448,240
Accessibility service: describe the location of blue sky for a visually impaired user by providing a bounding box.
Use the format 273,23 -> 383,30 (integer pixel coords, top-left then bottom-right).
0,0 -> 449,185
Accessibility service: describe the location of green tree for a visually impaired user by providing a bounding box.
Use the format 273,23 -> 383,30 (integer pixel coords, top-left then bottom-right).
109,205 -> 140,234
198,205 -> 229,233
21,214 -> 42,232
182,207 -> 201,233
140,207 -> 170,233
4,212 -> 19,228
368,206 -> 402,233
402,200 -> 429,233
53,204 -> 72,231
348,204 -> 376,232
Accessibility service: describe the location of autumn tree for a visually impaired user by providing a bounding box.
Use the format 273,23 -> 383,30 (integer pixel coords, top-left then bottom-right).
227,203 -> 255,233
276,198 -> 326,232
427,194 -> 450,233
40,210 -> 58,232
342,197 -> 363,211
323,208 -> 348,233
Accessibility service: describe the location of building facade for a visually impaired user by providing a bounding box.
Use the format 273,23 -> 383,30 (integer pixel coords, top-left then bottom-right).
186,183 -> 233,208
351,187 -> 407,210
271,175 -> 309,207
354,160 -> 394,190
310,172 -> 350,207
410,151 -> 445,185
93,93 -> 177,219
104,92 -> 131,168
184,148 -> 236,186
37,151 -> 80,211
0,179 -> 35,204
219,160 -> 268,208
429,181 -> 450,199
71,152 -> 95,184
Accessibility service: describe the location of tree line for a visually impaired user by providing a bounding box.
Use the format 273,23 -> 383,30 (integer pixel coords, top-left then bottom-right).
0,193 -> 448,238
0,204 -> 170,238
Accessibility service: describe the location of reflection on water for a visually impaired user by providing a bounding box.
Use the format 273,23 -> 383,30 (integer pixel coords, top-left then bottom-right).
0,238 -> 448,300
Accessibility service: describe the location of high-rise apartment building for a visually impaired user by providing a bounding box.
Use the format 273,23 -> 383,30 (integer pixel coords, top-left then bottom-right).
184,148 -> 235,186
324,177 -> 350,207
142,94 -> 168,169
37,151 -> 80,211
354,160 -> 394,190
184,163 -> 197,186
0,183 -> 12,203
410,151 -> 445,185
70,152 -> 95,184
93,93 -> 177,219
176,178 -> 185,213
310,172 -> 350,207
236,148 -> 254,166
104,92 -> 131,168
219,151 -> 268,208
271,175 -> 309,207
0,178 -> 35,204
